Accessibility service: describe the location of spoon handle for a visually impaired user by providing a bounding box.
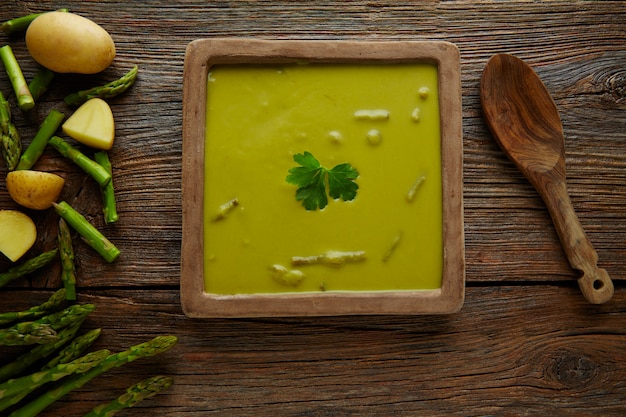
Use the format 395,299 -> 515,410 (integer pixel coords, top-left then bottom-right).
540,175 -> 614,304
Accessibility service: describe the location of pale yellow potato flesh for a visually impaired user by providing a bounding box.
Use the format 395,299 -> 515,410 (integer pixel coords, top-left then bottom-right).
0,210 -> 37,262
25,11 -> 115,74
6,170 -> 65,210
62,98 -> 115,150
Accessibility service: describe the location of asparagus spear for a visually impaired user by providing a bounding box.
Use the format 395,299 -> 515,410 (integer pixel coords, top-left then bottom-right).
0,90 -> 10,133
0,90 -> 22,171
0,249 -> 59,288
9,335 -> 178,417
1,9 -> 69,35
64,65 -> 139,106
53,201 -> 120,263
407,175 -> 426,202
291,250 -> 367,266
0,45 -> 34,111
382,231 -> 403,262
211,197 -> 239,222
48,136 -> 111,187
1,13 -> 40,35
57,218 -> 77,300
0,321 -> 57,346
36,303 -> 95,332
28,67 -> 55,101
94,151 -> 119,223
42,328 -> 102,371
2,125 -> 21,171
0,302 -> 90,347
0,288 -> 66,326
83,375 -> 174,417
0,320 -> 82,383
269,264 -> 305,287
16,109 -> 65,170
0,349 -> 110,412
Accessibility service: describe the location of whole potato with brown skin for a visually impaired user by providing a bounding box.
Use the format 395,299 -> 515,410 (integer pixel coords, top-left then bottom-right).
25,11 -> 115,74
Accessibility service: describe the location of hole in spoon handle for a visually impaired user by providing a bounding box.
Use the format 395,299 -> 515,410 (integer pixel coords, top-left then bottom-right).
577,267 -> 614,304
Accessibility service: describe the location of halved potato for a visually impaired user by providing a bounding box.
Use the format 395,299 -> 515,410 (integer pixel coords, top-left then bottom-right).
6,170 -> 65,210
0,210 -> 37,262
62,98 -> 115,150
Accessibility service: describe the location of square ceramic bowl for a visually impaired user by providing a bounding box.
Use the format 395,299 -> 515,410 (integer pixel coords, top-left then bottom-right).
181,39 -> 464,317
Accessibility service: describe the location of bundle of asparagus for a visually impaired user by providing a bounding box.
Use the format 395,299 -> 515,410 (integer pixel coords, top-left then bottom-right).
0,290 -> 177,415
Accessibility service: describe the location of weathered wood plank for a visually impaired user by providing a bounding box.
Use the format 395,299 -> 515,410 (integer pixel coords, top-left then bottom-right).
1,286 -> 625,416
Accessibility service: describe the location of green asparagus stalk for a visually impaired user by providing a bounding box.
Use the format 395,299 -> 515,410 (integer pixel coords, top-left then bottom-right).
0,288 -> 66,326
0,349 -> 110,412
83,375 -> 174,417
36,303 -> 95,332
42,328 -> 102,371
2,125 -> 21,170
57,218 -> 77,300
0,45 -> 34,111
28,67 -> 55,101
0,90 -> 22,171
291,250 -> 366,266
53,201 -> 120,263
64,65 -> 139,106
0,321 -> 57,346
94,151 -> 119,223
48,136 -> 111,187
0,90 -> 9,133
0,305 -> 94,355
0,320 -> 82,383
0,249 -> 59,288
9,335 -> 178,417
1,9 -> 69,35
1,14 -> 39,35
16,109 -> 65,170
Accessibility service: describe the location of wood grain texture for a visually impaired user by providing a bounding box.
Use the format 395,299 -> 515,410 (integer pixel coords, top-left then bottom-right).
0,0 -> 625,415
2,286 -> 626,416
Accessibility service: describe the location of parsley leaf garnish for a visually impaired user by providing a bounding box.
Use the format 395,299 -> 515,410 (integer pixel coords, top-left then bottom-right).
286,151 -> 359,211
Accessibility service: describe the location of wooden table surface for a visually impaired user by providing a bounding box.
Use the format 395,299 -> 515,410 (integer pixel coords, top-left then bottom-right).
1,1 -> 625,415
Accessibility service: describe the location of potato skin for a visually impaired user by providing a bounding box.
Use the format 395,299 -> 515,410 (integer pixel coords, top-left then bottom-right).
25,11 -> 115,74
6,170 -> 65,210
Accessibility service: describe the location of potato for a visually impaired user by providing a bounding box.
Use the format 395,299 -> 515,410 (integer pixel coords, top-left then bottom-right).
25,11 -> 115,74
0,210 -> 37,262
63,98 -> 115,150
6,170 -> 65,210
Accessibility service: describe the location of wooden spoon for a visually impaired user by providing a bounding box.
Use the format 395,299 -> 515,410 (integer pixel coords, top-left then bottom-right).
480,53 -> 614,304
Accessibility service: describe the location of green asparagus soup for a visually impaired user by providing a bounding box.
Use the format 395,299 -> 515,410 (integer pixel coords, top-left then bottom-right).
204,63 -> 442,294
